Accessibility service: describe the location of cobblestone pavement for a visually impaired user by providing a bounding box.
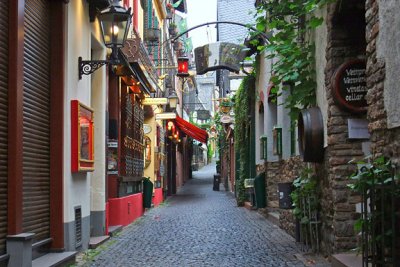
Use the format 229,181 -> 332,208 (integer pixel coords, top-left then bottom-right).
87,163 -> 330,267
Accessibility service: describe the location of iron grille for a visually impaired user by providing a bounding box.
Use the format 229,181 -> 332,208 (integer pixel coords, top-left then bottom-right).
75,206 -> 82,248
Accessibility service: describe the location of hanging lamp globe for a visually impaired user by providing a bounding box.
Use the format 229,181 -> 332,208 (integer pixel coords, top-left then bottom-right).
78,1 -> 132,79
98,1 -> 132,49
168,89 -> 179,109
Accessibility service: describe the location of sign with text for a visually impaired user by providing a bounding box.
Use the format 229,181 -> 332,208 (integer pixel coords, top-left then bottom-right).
332,60 -> 367,114
194,42 -> 247,75
155,112 -> 176,120
142,98 -> 168,105
196,110 -> 211,120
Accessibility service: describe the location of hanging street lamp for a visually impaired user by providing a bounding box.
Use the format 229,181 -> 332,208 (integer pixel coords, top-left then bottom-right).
177,57 -> 190,78
168,89 -> 179,110
79,1 -> 132,79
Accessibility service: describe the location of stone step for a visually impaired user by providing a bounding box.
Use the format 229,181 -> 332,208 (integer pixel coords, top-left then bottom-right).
244,201 -> 257,210
267,211 -> 280,227
108,225 -> 123,237
32,252 -> 77,267
332,253 -> 364,267
89,235 -> 110,249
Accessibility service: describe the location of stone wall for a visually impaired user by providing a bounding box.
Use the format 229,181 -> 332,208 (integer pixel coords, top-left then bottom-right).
277,156 -> 305,236
320,0 -> 367,253
265,161 -> 280,208
364,0 -> 400,256
280,210 -> 296,238
365,0 -> 400,164
264,156 -> 305,236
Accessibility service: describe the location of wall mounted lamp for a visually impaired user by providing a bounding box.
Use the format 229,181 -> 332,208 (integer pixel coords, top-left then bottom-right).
79,1 -> 131,79
167,89 -> 179,110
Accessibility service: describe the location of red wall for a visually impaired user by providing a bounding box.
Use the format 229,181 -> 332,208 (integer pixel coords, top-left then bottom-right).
107,175 -> 118,198
153,188 -> 163,207
108,193 -> 144,226
105,202 -> 110,235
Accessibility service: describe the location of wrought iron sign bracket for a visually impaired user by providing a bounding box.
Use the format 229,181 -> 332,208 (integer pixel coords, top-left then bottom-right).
78,57 -> 120,80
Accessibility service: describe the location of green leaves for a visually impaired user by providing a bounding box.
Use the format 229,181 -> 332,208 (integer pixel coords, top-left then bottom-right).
234,76 -> 256,206
348,156 -> 400,253
252,0 -> 332,120
290,167 -> 319,222
309,17 -> 324,28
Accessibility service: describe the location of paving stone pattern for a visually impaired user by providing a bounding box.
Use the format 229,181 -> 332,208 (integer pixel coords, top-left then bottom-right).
89,164 -> 317,267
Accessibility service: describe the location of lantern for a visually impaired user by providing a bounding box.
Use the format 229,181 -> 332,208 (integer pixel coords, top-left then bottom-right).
177,57 -> 189,77
98,3 -> 132,49
168,89 -> 179,110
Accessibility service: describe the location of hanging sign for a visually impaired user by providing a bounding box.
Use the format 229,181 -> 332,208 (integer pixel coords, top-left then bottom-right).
142,98 -> 168,105
332,59 -> 367,114
143,124 -> 152,134
220,115 -> 233,124
197,110 -> 210,120
194,42 -> 247,75
155,112 -> 177,120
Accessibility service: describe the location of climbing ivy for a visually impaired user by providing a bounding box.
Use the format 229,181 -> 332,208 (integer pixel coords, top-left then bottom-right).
252,0 -> 335,119
234,74 -> 256,206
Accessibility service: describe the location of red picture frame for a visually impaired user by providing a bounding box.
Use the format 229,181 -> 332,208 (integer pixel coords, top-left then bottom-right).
71,100 -> 94,172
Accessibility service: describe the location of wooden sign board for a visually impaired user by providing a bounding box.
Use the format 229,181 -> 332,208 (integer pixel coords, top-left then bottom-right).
332,60 -> 367,113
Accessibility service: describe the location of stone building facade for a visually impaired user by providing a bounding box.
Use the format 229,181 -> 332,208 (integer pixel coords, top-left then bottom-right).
256,0 -> 400,257
318,0 -> 368,253
365,0 -> 400,162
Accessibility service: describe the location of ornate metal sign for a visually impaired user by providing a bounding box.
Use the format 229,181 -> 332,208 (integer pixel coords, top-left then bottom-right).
197,110 -> 210,120
194,42 -> 247,75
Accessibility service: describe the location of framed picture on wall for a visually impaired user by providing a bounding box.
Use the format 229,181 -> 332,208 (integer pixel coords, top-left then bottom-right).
71,100 -> 95,172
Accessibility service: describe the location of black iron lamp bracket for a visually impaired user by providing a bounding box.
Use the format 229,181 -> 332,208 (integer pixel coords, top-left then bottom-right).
78,57 -> 120,80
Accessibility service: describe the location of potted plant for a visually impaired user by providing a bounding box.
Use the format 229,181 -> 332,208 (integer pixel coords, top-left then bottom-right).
169,22 -> 177,36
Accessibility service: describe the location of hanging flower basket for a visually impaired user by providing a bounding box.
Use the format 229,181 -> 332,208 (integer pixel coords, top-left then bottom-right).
169,23 -> 177,36
220,98 -> 232,114
173,41 -> 182,51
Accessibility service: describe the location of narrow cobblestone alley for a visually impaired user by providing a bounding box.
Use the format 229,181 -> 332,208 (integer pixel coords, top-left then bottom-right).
84,163 -> 328,267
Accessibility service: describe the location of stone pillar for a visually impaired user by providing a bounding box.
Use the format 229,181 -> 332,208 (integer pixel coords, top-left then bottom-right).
6,233 -> 35,267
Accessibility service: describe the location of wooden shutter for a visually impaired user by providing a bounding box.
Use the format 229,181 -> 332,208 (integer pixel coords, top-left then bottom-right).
22,0 -> 51,242
0,0 -> 9,255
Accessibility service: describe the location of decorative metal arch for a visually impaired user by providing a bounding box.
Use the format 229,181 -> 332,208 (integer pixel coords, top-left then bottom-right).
168,21 -> 271,44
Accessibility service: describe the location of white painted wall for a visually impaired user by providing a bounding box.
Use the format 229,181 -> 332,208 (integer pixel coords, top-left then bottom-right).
255,99 -> 265,165
258,53 -> 279,162
277,85 -> 291,160
90,35 -> 107,212
377,0 -> 400,128
64,0 -> 105,223
314,6 -> 329,147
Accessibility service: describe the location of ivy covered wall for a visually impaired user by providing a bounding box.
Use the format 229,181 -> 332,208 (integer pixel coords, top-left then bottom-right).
234,75 -> 256,206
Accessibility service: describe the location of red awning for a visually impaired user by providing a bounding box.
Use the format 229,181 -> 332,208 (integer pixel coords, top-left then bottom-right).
175,115 -> 208,144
